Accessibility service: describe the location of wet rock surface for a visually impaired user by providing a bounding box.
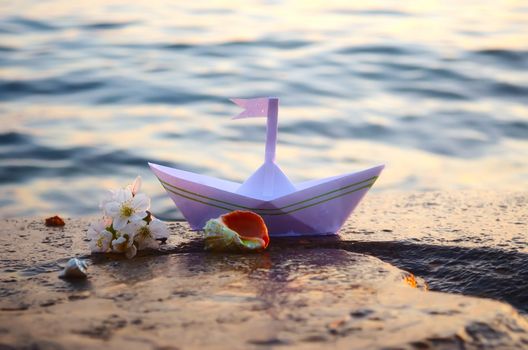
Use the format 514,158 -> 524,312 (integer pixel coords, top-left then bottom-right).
1,191 -> 528,349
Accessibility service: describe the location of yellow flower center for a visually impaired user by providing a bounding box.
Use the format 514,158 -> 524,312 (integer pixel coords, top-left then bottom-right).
120,204 -> 134,217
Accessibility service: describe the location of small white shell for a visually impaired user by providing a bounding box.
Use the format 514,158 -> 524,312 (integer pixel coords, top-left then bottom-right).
59,258 -> 88,279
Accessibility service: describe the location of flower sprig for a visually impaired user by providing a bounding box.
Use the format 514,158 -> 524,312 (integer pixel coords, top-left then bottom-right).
87,176 -> 169,258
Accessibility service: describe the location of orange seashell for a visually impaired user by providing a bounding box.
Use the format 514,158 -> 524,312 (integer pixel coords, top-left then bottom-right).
203,210 -> 270,252
221,210 -> 269,249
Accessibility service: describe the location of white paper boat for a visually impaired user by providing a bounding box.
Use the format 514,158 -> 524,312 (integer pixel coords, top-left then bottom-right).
150,97 -> 384,236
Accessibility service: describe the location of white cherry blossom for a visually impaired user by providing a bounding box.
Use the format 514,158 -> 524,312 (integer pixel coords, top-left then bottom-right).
99,189 -> 116,210
123,218 -> 168,250
104,188 -> 150,230
88,176 -> 168,259
87,218 -> 113,253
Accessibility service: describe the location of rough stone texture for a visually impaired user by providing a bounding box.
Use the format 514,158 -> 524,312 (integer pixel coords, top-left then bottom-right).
1,191 -> 527,349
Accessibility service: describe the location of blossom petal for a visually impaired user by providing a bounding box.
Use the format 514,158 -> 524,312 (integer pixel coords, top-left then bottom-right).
89,230 -> 113,253
115,188 -> 132,203
111,236 -> 126,252
129,211 -> 147,223
101,230 -> 113,251
99,189 -> 116,209
130,176 -> 142,196
149,219 -> 169,239
89,240 -> 100,252
102,216 -> 113,226
87,217 -> 112,239
122,221 -> 140,237
87,222 -> 103,239
104,202 -> 120,218
131,193 -> 150,212
113,215 -> 128,230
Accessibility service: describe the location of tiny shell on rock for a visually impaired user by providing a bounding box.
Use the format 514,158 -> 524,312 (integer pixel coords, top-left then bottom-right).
59,258 -> 88,279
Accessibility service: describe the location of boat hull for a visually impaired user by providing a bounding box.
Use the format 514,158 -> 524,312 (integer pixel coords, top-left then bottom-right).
149,163 -> 384,236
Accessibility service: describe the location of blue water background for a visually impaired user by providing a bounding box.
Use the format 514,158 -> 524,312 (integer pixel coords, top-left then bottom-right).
0,1 -> 527,219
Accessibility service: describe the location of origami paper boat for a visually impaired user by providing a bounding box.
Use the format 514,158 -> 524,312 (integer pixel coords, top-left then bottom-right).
150,97 -> 384,236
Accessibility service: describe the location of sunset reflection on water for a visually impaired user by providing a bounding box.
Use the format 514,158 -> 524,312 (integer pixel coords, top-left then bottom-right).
0,0 -> 527,218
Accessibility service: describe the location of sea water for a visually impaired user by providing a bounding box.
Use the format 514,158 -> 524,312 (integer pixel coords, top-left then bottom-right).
0,1 -> 527,218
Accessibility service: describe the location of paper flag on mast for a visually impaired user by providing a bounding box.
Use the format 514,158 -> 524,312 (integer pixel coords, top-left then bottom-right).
231,97 -> 294,198
150,97 -> 384,236
230,97 -> 271,119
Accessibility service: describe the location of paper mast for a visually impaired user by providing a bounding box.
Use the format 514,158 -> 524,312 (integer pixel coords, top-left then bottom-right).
230,97 -> 296,199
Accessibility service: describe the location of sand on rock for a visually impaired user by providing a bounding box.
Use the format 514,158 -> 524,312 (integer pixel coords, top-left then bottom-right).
1,191 -> 527,349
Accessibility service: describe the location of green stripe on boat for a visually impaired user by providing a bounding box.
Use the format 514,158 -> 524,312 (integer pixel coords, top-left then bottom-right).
159,175 -> 377,212
159,177 -> 377,215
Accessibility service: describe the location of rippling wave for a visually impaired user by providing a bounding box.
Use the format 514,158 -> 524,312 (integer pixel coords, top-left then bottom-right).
0,1 -> 527,217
